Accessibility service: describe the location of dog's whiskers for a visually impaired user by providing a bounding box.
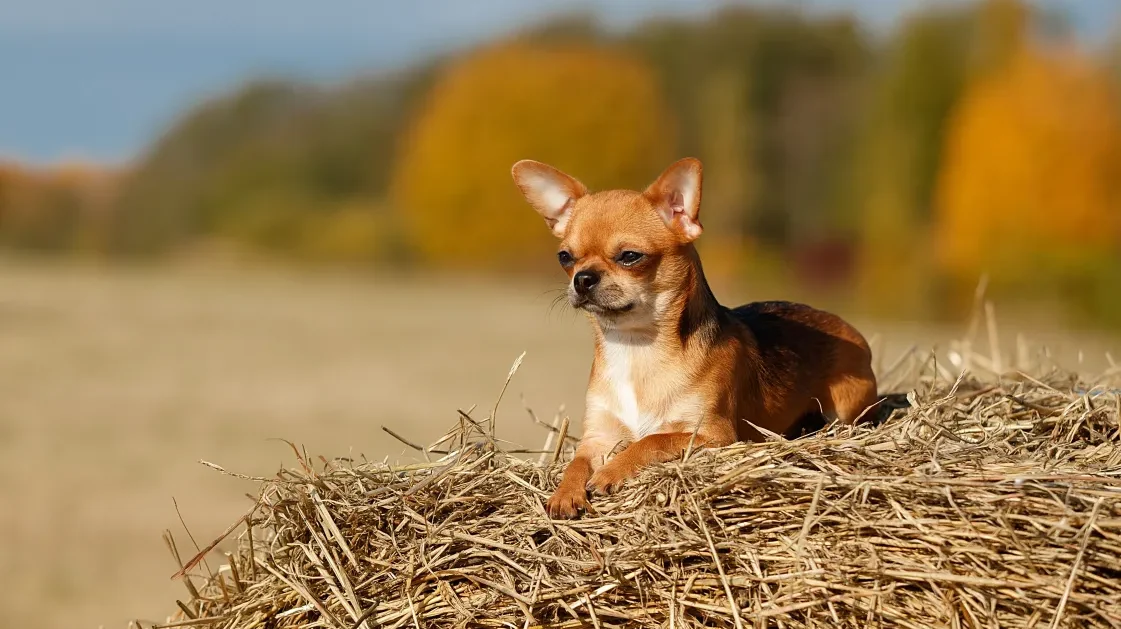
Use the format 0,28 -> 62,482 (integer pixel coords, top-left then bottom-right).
544,288 -> 577,321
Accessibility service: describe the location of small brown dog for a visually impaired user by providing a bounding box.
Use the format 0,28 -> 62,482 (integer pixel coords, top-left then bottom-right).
512,157 -> 881,519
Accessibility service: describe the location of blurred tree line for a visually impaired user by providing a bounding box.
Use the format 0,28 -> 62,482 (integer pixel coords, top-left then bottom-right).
2,0 -> 1120,326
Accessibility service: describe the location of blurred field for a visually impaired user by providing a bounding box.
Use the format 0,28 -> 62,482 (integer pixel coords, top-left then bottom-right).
1,259 -> 1118,629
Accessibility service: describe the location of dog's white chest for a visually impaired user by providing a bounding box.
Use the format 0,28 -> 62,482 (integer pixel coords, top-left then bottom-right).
600,342 -> 647,435
592,340 -> 699,438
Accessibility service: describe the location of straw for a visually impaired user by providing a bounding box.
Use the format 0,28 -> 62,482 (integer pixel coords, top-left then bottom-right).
141,344 -> 1121,629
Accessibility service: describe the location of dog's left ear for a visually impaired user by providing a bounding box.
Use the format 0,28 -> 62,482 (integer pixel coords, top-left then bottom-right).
645,158 -> 703,242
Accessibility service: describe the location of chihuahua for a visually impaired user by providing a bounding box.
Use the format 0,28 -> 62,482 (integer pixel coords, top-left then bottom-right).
512,157 -> 881,519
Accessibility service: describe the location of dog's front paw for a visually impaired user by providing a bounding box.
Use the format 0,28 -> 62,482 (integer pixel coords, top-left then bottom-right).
587,463 -> 633,495
546,484 -> 590,519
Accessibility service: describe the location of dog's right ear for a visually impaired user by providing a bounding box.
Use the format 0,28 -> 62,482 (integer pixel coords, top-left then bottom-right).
511,160 -> 588,238
645,157 -> 703,242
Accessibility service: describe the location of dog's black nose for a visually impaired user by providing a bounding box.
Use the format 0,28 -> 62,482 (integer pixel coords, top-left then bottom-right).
573,270 -> 600,296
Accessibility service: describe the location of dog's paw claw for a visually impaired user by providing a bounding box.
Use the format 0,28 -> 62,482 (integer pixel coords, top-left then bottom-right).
587,467 -> 629,495
546,487 -> 589,519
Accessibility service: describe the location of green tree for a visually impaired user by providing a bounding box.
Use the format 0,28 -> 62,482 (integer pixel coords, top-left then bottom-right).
110,70 -> 433,258
692,69 -> 755,279
629,8 -> 868,250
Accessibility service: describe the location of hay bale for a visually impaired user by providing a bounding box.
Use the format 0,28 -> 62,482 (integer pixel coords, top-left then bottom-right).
148,368 -> 1121,629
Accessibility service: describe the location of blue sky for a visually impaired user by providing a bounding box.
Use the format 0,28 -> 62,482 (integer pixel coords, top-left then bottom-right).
1,0 -> 1116,164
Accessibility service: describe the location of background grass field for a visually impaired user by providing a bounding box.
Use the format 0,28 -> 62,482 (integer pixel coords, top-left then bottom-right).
1,260 -> 1117,629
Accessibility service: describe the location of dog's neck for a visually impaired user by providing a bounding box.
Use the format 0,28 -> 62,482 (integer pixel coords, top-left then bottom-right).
593,245 -> 721,353
674,246 -> 722,348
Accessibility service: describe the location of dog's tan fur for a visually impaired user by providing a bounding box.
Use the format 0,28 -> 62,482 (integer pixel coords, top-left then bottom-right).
512,158 -> 879,518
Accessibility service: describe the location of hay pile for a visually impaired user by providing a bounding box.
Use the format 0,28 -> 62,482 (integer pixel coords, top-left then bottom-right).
147,363 -> 1121,629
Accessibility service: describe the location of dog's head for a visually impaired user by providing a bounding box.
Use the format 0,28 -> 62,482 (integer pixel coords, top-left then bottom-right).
512,158 -> 704,331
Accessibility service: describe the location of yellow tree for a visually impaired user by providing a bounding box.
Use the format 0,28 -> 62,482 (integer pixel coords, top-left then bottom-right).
391,42 -> 676,268
934,46 -> 1121,296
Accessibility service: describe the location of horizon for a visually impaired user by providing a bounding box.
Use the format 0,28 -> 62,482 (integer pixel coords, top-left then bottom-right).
1,0 -> 1117,165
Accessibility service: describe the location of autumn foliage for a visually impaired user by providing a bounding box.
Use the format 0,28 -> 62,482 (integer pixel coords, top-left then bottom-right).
936,48 -> 1121,275
4,1 -> 1121,326
391,43 -> 675,269
934,45 -> 1121,309
0,161 -> 120,251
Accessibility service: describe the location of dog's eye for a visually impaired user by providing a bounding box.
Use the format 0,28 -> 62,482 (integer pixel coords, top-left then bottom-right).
557,251 -> 574,267
617,251 -> 644,266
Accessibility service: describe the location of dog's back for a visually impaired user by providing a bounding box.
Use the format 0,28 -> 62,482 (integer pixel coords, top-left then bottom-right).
724,300 -> 879,438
